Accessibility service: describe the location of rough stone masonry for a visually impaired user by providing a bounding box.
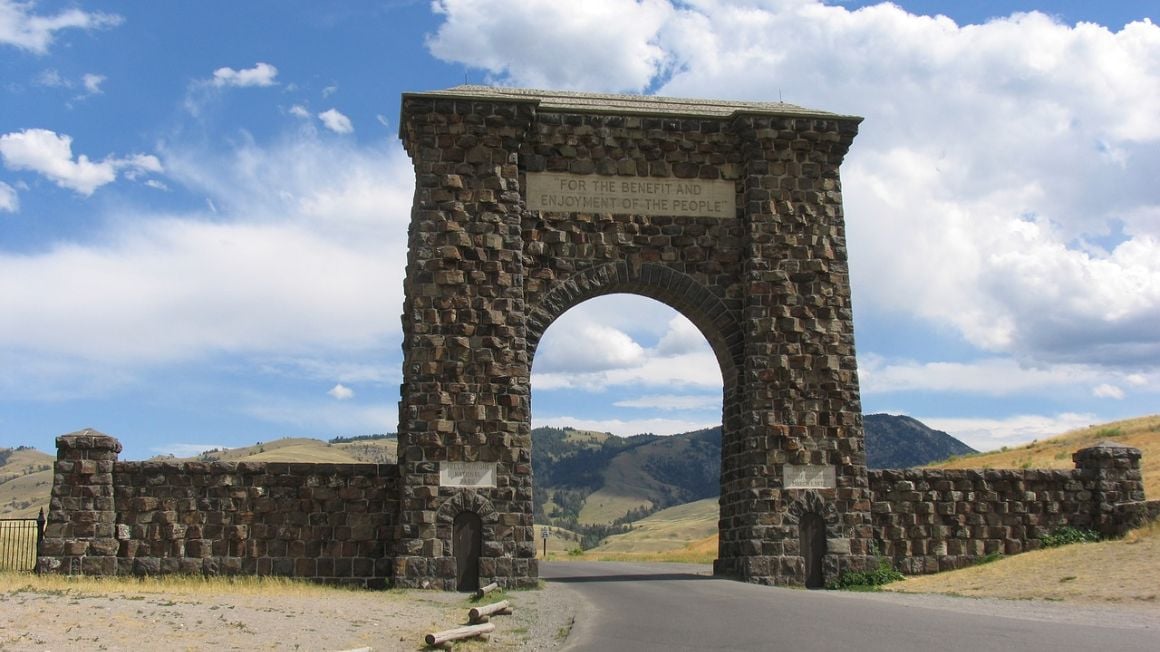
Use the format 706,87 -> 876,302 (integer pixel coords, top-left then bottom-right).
38,87 -> 1152,589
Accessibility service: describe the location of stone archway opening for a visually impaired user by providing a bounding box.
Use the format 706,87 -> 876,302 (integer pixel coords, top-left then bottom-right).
529,293 -> 725,538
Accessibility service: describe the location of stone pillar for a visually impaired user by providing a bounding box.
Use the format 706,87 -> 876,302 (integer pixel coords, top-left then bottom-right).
39,429 -> 122,575
715,113 -> 872,585
1073,441 -> 1146,536
396,93 -> 537,589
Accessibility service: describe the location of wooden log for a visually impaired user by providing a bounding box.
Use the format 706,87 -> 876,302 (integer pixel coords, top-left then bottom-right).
472,581 -> 499,599
468,599 -> 512,622
425,622 -> 495,647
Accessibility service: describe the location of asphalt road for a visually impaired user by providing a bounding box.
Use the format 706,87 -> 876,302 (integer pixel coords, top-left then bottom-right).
542,561 -> 1160,651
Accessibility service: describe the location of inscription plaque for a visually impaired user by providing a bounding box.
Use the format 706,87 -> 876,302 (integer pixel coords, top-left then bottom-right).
782,464 -> 836,490
440,462 -> 497,488
527,172 -> 736,218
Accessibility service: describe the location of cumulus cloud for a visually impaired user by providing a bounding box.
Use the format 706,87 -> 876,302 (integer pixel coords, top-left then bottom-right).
211,62 -> 278,88
0,0 -> 121,54
427,0 -> 676,91
327,383 -> 354,400
0,181 -> 17,212
1092,383 -> 1125,400
318,108 -> 353,134
289,104 -> 312,119
0,128 -> 161,196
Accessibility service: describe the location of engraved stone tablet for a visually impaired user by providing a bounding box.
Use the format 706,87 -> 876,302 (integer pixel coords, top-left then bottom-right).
440,462 -> 497,488
526,172 -> 736,218
782,464 -> 836,490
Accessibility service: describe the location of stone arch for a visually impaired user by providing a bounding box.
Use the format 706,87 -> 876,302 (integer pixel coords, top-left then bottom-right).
435,490 -> 500,529
397,85 -> 871,590
526,261 -> 743,383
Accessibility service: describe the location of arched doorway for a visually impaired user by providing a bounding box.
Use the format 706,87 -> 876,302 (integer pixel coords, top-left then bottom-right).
453,511 -> 482,592
800,512 -> 826,589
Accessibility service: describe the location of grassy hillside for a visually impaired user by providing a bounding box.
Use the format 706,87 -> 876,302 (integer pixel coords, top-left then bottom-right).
187,437 -> 396,464
927,414 -> 1160,498
0,447 -> 54,518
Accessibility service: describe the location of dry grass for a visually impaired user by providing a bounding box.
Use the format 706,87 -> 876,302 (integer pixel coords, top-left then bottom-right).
929,414 -> 1160,498
0,571 -> 381,598
885,522 -> 1160,606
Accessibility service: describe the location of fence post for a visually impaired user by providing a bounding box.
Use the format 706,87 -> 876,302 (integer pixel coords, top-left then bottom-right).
35,508 -> 46,574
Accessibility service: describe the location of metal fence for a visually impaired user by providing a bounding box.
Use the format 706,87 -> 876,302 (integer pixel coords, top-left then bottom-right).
0,509 -> 45,572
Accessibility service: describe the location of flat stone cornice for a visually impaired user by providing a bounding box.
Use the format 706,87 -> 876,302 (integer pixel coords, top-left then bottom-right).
402,84 -> 862,122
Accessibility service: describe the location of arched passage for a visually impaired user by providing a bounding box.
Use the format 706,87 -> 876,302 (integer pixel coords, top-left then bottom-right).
529,292 -> 727,531
396,85 -> 870,590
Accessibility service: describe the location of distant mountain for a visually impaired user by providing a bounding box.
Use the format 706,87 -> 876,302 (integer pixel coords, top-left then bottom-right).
532,415 -> 975,535
864,413 -> 976,469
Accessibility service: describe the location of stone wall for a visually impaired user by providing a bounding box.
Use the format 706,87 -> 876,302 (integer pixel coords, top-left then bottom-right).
38,432 -> 1149,586
39,430 -> 399,587
868,442 -> 1147,574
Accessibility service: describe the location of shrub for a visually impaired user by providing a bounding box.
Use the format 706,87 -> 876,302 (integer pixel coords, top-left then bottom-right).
825,558 -> 904,590
1041,527 -> 1100,548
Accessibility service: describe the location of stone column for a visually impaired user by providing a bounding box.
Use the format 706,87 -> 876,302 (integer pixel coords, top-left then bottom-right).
39,429 -> 122,574
1073,441 -> 1146,536
720,112 -> 871,585
396,94 -> 537,589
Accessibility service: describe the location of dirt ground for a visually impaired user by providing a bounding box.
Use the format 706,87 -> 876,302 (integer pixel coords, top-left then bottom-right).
0,576 -> 578,651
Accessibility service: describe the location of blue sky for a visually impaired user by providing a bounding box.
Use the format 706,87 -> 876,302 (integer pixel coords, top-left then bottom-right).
1,1 -> 1157,460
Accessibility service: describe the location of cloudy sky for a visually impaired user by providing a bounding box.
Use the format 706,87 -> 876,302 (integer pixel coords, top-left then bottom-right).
1,0 -> 1157,460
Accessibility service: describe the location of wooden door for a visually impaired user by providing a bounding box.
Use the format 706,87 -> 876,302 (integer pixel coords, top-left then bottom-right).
800,512 -> 826,589
453,511 -> 482,592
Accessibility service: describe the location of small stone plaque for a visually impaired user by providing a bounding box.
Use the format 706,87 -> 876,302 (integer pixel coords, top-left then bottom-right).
782,464 -> 836,490
526,172 -> 736,218
439,462 -> 497,488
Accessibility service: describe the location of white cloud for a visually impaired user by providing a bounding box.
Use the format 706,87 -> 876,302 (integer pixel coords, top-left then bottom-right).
0,128 -> 161,196
81,73 -> 105,95
531,415 -> 717,438
534,350 -> 720,392
327,383 -> 354,400
427,0 -> 676,91
211,62 -> 278,88
918,412 -> 1097,452
289,104 -> 311,119
0,136 -> 414,367
535,321 -> 645,374
318,108 -> 354,134
1092,383 -> 1125,400
0,0 -> 121,54
0,181 -> 17,212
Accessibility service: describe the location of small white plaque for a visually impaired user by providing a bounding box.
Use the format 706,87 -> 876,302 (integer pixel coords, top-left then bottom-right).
440,462 -> 497,488
526,172 -> 736,218
782,464 -> 836,490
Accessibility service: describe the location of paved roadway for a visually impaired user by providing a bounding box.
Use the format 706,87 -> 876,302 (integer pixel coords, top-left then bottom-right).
541,561 -> 1160,651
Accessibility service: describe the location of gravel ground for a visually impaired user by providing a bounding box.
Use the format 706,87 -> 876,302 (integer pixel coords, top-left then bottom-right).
0,580 -> 581,651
